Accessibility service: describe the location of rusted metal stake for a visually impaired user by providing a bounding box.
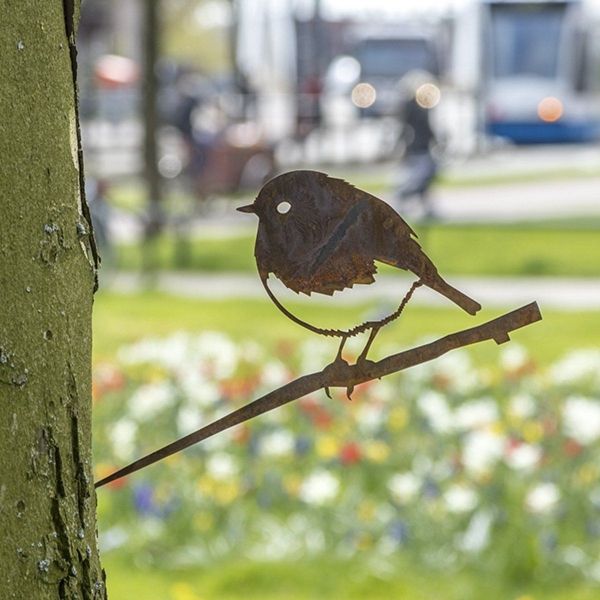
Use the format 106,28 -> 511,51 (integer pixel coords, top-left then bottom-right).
95,302 -> 542,489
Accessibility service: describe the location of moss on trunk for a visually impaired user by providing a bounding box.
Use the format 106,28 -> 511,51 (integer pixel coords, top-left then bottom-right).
0,1 -> 106,598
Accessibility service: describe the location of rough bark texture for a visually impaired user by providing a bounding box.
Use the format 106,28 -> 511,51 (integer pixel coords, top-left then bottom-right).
0,1 -> 106,598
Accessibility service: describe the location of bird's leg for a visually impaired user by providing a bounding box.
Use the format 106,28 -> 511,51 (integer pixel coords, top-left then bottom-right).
345,329 -> 380,401
356,326 -> 381,368
335,335 -> 348,363
324,335 -> 350,399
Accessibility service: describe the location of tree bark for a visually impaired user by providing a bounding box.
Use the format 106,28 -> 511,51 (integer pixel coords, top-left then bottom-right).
0,1 -> 106,598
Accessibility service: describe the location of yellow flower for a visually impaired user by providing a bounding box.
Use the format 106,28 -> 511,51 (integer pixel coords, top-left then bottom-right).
389,407 -> 408,431
316,436 -> 339,459
490,422 -> 505,435
577,464 -> 597,485
358,501 -> 376,522
523,422 -> 544,443
364,440 -> 390,463
214,481 -> 240,505
170,582 -> 202,600
284,474 -> 302,496
193,512 -> 214,532
197,475 -> 216,496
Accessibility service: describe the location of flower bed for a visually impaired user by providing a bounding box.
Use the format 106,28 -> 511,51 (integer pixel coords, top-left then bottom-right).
94,333 -> 600,583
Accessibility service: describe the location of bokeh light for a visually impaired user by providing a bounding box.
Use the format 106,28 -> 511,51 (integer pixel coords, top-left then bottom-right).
351,82 -> 377,109
537,96 -> 563,122
415,83 -> 441,109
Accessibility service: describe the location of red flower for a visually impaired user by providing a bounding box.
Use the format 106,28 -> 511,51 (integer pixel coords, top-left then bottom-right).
340,442 -> 362,465
564,438 -> 583,458
108,476 -> 127,490
313,409 -> 333,430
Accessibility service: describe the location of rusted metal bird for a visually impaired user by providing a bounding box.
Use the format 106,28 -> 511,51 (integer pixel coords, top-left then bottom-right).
238,170 -> 481,368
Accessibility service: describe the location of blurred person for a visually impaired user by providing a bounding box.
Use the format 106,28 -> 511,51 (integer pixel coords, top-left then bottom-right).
394,70 -> 440,219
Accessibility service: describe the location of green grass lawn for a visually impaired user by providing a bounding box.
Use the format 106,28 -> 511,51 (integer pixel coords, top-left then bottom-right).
103,553 -> 600,600
113,222 -> 600,278
93,291 -> 595,368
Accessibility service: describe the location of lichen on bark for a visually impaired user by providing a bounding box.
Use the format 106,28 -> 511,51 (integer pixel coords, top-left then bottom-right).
0,1 -> 106,598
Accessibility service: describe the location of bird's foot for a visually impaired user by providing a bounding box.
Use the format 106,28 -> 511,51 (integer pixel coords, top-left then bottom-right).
324,355 -> 350,373
323,356 -> 350,400
346,384 -> 355,401
355,356 -> 377,371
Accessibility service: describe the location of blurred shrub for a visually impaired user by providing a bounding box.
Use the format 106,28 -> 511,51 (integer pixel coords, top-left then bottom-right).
94,333 -> 600,585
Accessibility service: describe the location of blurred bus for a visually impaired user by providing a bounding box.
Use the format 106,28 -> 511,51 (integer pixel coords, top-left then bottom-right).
453,0 -> 600,144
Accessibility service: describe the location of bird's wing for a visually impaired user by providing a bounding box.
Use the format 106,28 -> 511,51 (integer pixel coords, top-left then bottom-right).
325,175 -> 419,239
285,198 -> 380,296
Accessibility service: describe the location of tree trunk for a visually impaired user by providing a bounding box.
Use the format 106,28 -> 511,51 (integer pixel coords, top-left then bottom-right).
0,1 -> 106,598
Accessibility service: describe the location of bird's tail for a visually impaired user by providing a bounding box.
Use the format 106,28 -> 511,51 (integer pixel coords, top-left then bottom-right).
427,275 -> 481,315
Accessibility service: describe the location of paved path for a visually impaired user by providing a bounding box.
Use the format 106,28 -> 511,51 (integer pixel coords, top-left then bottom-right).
109,173 -> 600,244
106,272 -> 600,311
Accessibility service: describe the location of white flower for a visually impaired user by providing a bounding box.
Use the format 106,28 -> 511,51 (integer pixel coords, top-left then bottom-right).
260,361 -> 290,388
501,344 -> 529,371
563,396 -> 600,444
459,510 -> 493,553
551,349 -> 600,386
433,351 -> 479,394
356,403 -> 385,435
120,331 -> 239,379
444,484 -> 479,513
299,470 -> 339,505
179,370 -> 220,408
128,381 -> 175,421
454,398 -> 498,430
417,391 -> 453,433
525,482 -> 560,514
176,404 -> 203,436
99,527 -> 129,552
586,561 -> 600,583
504,443 -> 541,472
119,332 -> 189,369
299,339 -> 337,373
462,430 -> 504,476
206,453 -> 238,480
562,546 -> 587,567
109,419 -> 137,461
260,430 -> 295,457
508,393 -> 537,420
193,332 -> 238,379
388,473 -> 421,504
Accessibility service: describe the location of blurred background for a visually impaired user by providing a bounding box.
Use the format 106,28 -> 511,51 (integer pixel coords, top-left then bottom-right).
85,1 -> 600,598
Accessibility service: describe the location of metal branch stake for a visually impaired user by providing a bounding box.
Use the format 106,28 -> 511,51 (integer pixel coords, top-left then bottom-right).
95,302 -> 542,488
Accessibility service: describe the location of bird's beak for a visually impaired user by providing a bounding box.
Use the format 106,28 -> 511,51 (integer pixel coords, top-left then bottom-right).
237,203 -> 256,214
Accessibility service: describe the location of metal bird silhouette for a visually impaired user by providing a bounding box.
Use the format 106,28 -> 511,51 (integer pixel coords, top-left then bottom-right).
238,170 -> 481,367
93,171 -> 542,489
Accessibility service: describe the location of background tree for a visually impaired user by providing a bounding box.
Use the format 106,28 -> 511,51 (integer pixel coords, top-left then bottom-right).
0,1 -> 106,598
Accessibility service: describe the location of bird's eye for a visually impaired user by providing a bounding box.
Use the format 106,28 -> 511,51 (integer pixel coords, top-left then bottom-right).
276,201 -> 291,215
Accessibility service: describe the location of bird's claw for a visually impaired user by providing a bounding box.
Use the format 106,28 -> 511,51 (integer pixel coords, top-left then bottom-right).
346,384 -> 355,400
355,357 -> 376,373
323,356 -> 351,399
324,356 -> 350,375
